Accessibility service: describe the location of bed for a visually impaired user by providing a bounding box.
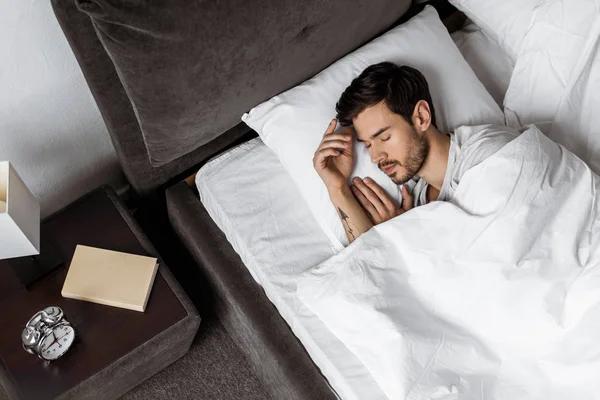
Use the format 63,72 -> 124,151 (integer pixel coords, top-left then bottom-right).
51,0 -> 599,398
187,16 -> 515,400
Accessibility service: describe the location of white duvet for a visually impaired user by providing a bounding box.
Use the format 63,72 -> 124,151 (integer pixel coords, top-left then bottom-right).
298,126 -> 600,400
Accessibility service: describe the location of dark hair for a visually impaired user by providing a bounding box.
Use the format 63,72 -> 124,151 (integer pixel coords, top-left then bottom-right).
335,62 -> 436,128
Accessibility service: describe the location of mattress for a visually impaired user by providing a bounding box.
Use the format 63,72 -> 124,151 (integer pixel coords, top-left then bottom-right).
196,138 -> 387,400
452,20 -> 514,107
196,22 -> 514,399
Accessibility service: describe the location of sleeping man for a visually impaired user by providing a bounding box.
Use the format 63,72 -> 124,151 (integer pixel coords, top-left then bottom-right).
313,61 -> 519,243
306,62 -> 600,397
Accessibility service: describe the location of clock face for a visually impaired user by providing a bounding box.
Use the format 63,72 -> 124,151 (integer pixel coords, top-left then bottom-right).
39,324 -> 75,361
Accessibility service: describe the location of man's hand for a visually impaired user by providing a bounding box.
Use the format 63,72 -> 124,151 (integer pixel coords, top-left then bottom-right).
313,119 -> 354,192
351,177 -> 414,225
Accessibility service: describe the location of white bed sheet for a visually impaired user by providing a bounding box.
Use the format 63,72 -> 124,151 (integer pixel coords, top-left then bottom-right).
196,137 -> 388,400
195,22 -> 513,399
452,20 -> 514,107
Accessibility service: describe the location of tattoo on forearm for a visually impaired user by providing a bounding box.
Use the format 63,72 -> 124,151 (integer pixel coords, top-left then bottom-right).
338,207 -> 356,241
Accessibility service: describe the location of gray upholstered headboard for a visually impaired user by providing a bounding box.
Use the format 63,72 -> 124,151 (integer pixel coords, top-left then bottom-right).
51,0 -> 413,196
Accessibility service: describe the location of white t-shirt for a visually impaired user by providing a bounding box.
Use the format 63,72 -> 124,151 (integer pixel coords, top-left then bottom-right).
409,124 -> 520,207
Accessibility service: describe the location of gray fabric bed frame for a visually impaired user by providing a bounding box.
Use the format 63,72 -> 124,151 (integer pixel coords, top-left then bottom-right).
50,0 -> 414,398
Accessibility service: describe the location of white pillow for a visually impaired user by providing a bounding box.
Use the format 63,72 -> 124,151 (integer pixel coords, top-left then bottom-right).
242,6 -> 504,251
448,0 -> 538,61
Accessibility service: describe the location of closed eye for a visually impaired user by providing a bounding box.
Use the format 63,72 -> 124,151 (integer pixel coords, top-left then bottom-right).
381,136 -> 390,142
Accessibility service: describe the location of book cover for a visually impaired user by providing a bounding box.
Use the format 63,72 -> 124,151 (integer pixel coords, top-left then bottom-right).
61,245 -> 158,312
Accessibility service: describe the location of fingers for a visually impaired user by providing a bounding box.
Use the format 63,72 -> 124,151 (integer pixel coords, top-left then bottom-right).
317,130 -> 352,154
351,177 -> 410,225
320,139 -> 350,150
324,118 -> 337,136
351,177 -> 387,217
316,139 -> 351,157
350,183 -> 379,223
362,177 -> 395,210
313,148 -> 342,166
321,133 -> 352,143
313,120 -> 353,170
401,185 -> 414,210
324,119 -> 354,139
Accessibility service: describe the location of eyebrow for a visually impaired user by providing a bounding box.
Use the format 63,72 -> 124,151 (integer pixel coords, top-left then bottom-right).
356,126 -> 390,142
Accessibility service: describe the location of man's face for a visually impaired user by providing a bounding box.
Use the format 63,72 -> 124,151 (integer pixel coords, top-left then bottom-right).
354,101 -> 429,185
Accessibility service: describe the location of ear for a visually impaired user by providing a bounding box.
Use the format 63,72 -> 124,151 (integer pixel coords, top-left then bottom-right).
410,100 -> 432,132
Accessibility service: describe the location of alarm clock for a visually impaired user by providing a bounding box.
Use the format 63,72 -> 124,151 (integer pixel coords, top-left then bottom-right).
21,306 -> 75,361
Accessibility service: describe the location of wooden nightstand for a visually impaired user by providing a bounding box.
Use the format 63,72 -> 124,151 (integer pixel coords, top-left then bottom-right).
0,187 -> 200,400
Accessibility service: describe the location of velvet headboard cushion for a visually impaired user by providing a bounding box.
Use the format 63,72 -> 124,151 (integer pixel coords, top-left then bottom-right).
51,0 -> 412,194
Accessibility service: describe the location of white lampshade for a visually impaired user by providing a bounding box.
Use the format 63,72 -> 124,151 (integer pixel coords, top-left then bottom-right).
0,161 -> 40,259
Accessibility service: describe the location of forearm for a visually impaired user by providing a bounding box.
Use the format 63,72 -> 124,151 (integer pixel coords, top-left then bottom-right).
329,185 -> 374,244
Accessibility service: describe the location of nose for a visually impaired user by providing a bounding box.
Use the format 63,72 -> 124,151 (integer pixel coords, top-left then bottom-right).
369,144 -> 387,164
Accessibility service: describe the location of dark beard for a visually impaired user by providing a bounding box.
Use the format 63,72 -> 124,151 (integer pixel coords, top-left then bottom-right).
388,130 -> 429,185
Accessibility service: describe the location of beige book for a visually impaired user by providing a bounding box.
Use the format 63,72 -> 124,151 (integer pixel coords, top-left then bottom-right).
62,245 -> 159,312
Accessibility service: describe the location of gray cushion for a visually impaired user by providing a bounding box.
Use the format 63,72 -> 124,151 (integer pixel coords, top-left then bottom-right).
52,0 -> 257,196
75,0 -> 412,167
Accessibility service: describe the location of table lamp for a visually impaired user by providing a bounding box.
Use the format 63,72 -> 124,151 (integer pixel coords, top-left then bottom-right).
0,161 -> 62,286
